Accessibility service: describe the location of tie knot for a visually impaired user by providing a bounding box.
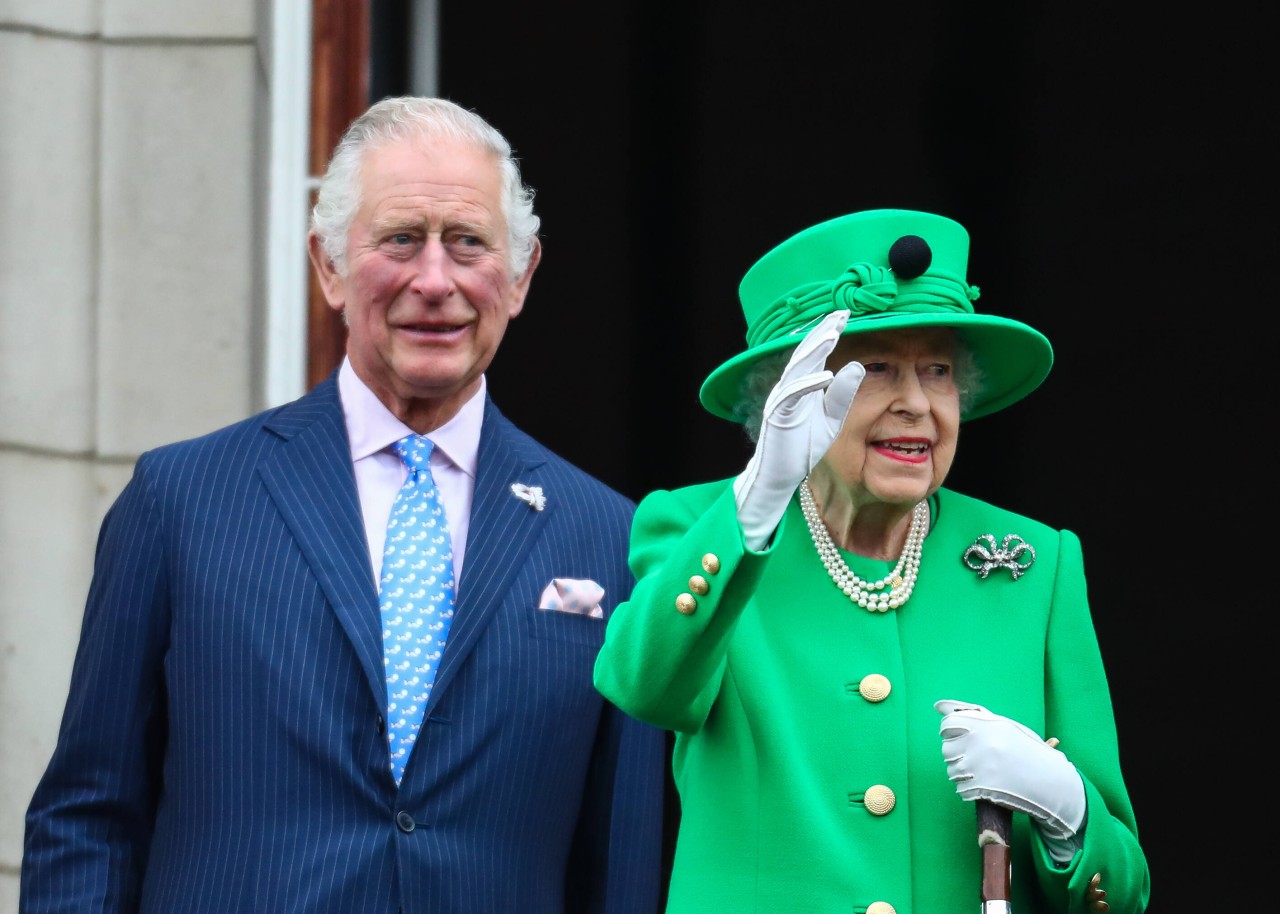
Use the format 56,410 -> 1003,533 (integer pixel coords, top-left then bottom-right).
391,434 -> 434,471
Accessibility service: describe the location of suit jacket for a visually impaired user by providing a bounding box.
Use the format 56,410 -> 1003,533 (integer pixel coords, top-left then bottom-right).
595,480 -> 1149,913
22,374 -> 665,914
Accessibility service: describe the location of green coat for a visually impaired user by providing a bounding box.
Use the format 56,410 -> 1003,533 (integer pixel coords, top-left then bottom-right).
594,480 -> 1149,914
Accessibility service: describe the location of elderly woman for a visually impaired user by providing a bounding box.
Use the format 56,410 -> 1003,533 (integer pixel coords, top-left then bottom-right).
594,210 -> 1149,913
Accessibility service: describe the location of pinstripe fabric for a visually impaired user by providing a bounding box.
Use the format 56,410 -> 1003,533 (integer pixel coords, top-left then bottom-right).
21,373 -> 666,914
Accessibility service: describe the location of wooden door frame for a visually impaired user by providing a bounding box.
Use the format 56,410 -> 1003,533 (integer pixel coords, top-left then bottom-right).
306,0 -> 370,389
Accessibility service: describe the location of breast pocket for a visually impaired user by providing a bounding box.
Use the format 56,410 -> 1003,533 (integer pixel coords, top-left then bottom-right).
526,605 -> 606,648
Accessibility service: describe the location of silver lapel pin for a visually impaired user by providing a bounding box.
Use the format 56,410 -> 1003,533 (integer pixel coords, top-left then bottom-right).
510,483 -> 546,512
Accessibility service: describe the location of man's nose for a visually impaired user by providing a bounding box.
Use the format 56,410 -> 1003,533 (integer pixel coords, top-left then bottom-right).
408,240 -> 453,297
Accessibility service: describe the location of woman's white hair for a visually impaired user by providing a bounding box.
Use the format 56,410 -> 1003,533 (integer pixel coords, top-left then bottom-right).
310,96 -> 540,278
732,330 -> 985,443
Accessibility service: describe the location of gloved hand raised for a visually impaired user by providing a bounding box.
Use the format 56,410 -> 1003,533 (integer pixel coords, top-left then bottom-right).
935,699 -> 1086,863
733,310 -> 865,551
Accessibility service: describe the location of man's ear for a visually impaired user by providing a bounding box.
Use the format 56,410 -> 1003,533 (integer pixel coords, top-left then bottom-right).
507,237 -> 542,320
307,231 -> 345,314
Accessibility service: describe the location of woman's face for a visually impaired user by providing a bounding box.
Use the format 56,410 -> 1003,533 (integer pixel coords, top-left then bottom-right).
819,326 -> 961,508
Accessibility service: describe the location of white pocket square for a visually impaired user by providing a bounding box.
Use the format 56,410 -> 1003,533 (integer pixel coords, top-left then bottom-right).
538,578 -> 605,618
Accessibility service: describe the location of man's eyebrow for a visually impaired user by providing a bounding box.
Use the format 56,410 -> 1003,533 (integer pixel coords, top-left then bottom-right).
369,216 -> 420,234
447,219 -> 493,237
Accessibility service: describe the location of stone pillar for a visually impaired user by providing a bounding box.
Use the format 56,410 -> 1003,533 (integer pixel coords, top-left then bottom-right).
0,1 -> 264,909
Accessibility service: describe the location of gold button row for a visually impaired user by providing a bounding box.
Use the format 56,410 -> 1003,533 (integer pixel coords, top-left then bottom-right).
675,554 -> 721,615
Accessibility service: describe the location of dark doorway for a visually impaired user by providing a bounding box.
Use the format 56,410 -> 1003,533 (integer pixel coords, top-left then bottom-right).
358,5 -> 1273,908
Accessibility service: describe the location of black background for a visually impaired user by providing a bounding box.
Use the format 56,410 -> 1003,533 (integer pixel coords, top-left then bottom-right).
380,2 -> 1272,908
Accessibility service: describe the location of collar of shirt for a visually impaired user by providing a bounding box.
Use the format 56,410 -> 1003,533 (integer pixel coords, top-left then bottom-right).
337,357 -> 482,586
338,358 -> 482,477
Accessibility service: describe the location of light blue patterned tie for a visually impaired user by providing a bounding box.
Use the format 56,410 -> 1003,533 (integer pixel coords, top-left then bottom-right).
380,434 -> 457,784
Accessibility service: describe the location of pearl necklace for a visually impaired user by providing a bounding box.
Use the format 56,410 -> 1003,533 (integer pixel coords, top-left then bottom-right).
798,479 -> 928,612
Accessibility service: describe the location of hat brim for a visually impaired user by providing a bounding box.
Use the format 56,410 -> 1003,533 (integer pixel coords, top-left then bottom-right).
698,311 -> 1053,423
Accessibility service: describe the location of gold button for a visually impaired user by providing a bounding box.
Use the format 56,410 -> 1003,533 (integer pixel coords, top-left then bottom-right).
859,674 -> 891,702
864,785 -> 896,816
867,902 -> 897,914
675,593 -> 698,615
688,574 -> 710,595
701,553 -> 721,574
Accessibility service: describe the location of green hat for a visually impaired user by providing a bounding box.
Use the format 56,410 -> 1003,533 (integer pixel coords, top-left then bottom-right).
699,209 -> 1054,422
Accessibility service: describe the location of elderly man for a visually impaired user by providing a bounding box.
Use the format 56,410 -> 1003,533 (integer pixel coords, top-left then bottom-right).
22,96 -> 665,914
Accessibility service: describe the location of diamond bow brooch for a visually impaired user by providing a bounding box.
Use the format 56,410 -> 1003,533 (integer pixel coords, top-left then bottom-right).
962,534 -> 1036,580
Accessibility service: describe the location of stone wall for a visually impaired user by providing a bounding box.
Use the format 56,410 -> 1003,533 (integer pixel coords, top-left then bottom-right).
0,1 -> 266,908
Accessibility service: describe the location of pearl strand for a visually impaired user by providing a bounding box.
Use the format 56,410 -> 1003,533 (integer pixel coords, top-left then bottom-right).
798,479 -> 928,612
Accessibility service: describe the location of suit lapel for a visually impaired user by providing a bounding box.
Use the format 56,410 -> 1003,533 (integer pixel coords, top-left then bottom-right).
258,377 -> 386,702
425,399 -> 549,707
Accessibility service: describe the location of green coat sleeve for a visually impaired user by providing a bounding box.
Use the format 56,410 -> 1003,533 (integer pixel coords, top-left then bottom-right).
1031,529 -> 1151,913
594,480 -> 771,733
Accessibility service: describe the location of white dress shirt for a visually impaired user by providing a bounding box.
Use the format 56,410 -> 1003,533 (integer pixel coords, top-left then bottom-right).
337,357 -> 483,589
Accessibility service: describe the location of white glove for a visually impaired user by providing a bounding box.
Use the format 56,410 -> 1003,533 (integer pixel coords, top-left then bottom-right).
936,699 -> 1086,864
732,310 -> 865,551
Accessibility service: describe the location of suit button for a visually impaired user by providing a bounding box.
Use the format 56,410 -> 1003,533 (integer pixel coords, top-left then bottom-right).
866,903 -> 897,914
396,811 -> 415,833
858,674 -> 891,702
376,715 -> 386,735
864,785 -> 896,815
675,593 -> 697,615
688,574 -> 710,595
701,553 -> 721,574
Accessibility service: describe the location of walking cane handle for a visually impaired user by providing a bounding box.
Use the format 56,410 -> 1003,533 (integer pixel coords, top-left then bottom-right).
978,799 -> 1013,914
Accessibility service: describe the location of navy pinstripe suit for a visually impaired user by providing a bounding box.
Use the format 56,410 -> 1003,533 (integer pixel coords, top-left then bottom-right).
21,373 -> 665,913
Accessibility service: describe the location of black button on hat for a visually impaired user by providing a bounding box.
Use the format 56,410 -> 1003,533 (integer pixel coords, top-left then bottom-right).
888,234 -> 932,279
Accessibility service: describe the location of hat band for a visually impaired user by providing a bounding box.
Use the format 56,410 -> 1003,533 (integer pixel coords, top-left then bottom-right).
744,262 -> 980,349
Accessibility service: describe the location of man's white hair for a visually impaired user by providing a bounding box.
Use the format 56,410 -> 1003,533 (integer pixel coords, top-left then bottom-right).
310,96 -> 540,278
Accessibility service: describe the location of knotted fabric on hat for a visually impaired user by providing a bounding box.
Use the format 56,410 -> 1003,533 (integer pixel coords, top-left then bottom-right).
699,209 -> 1053,423
743,260 -> 977,351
